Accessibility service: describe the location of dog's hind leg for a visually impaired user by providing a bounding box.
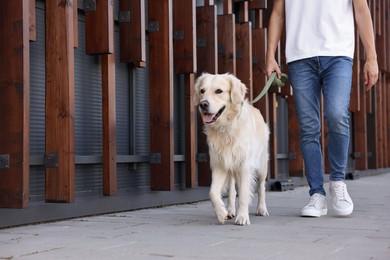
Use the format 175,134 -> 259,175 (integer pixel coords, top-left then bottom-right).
256,165 -> 269,216
226,176 -> 236,219
209,169 -> 229,224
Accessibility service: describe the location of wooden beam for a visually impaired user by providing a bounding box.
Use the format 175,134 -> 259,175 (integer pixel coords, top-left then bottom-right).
235,22 -> 252,99
252,27 -> 269,123
149,0 -> 174,191
354,78 -> 368,170
196,5 -> 217,74
119,0 -> 146,67
223,0 -> 233,14
0,0 -> 30,208
184,74 -> 197,188
85,0 -> 114,54
218,14 -> 236,75
73,0 -> 78,48
45,0 -> 75,202
288,97 -> 304,177
29,0 -> 36,41
249,0 -> 267,10
269,93 -> 278,179
102,54 -> 117,196
174,0 -> 196,74
196,4 -> 217,186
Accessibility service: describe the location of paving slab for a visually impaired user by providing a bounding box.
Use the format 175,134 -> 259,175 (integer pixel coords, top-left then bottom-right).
0,173 -> 389,259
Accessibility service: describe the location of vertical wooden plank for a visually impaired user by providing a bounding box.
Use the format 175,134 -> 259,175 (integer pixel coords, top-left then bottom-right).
45,0 -> 75,202
119,0 -> 146,67
218,14 -> 236,75
29,0 -> 36,41
387,74 -> 390,167
249,0 -> 267,10
382,75 -> 388,167
252,26 -> 269,123
350,28 -> 361,112
102,54 -> 117,196
196,5 -> 217,74
184,74 -> 197,188
269,93 -> 278,179
0,0 -> 30,208
73,0 -> 78,48
85,0 -> 114,54
354,80 -> 368,170
149,0 -> 174,191
196,4 -> 217,186
288,97 -> 304,177
235,22 -> 253,99
173,0 -> 196,74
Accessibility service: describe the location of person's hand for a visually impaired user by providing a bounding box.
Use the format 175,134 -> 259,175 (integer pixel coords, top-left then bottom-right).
363,58 -> 379,91
266,57 -> 282,79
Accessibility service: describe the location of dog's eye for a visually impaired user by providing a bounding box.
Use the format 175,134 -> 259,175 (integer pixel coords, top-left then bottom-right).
215,89 -> 223,94
200,89 -> 205,94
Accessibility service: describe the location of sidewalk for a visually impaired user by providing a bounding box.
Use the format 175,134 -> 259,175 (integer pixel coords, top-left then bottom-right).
1,173 -> 389,260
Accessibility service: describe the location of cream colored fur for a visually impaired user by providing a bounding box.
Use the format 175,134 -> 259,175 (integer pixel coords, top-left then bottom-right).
194,73 -> 270,226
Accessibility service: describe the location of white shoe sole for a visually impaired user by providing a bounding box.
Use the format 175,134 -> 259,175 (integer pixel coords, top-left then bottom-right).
333,205 -> 353,216
301,208 -> 328,217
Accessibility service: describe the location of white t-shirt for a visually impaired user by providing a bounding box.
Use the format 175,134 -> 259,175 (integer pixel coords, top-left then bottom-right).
285,0 -> 355,63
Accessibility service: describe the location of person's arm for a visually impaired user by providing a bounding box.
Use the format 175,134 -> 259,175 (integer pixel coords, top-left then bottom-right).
266,0 -> 285,78
353,0 -> 378,91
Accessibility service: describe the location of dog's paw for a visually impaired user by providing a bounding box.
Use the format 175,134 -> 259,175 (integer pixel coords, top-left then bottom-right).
214,207 -> 228,224
256,207 -> 269,216
235,214 -> 251,226
227,207 -> 236,219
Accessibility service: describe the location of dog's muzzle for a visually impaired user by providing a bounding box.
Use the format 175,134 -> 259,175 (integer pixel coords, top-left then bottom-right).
199,100 -> 225,124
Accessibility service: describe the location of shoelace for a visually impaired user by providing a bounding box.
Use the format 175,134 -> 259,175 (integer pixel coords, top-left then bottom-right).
308,194 -> 322,205
333,183 -> 347,201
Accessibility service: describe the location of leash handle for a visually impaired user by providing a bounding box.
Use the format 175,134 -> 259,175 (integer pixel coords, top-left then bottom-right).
250,72 -> 277,105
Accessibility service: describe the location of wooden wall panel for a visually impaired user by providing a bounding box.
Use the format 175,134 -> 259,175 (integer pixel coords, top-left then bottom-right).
288,97 -> 304,177
102,54 -> 117,196
269,93 -> 278,179
29,0 -> 36,41
196,4 -> 217,186
236,22 -> 253,99
217,14 -> 236,75
252,27 -> 269,123
354,77 -> 368,170
173,0 -> 196,74
196,5 -> 217,74
119,0 -> 146,67
149,0 -> 174,191
45,0 -> 75,202
73,0 -> 78,48
0,0 -> 30,208
184,74 -> 197,188
85,0 -> 114,55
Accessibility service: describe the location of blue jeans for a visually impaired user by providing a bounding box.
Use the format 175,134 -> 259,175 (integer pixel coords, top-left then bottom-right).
288,56 -> 353,196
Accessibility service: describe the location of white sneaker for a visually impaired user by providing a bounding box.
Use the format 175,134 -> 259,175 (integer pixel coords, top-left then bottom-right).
329,181 -> 354,216
301,193 -> 327,217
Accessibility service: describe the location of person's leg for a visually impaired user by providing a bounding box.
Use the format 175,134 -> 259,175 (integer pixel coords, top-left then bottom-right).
320,56 -> 353,181
320,56 -> 354,216
288,57 -> 325,196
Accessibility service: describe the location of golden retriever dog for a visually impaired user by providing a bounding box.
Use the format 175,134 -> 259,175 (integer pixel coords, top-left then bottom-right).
194,73 -> 270,226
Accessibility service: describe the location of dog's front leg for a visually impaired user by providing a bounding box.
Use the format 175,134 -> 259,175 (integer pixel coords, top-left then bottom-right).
209,169 -> 228,224
235,171 -> 251,226
226,176 -> 236,219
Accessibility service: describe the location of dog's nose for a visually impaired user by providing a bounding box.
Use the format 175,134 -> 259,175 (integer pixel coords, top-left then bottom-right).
199,100 -> 209,111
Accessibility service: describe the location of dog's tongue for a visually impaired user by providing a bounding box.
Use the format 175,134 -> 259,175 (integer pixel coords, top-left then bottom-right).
202,114 -> 215,123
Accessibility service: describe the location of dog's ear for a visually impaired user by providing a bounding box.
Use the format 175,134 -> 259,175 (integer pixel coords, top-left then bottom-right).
229,74 -> 247,105
193,73 -> 208,105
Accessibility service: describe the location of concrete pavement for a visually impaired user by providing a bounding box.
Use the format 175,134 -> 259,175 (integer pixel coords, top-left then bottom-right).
1,173 -> 389,259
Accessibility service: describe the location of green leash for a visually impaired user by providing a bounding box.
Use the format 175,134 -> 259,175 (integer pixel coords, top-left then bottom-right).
250,72 -> 288,104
